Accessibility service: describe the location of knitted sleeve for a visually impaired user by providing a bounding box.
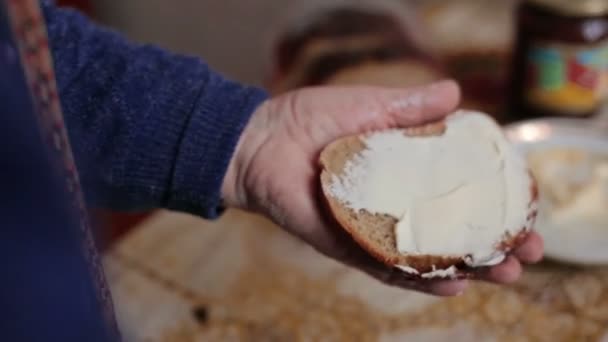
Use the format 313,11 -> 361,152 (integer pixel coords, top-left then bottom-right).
41,1 -> 268,218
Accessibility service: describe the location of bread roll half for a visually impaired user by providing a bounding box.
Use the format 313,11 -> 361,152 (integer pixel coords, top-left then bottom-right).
320,111 -> 537,279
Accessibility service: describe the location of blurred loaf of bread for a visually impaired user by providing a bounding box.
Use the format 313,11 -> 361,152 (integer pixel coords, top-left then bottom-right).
267,3 -> 444,94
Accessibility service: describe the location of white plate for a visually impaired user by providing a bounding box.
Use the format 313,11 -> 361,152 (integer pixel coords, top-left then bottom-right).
504,117 -> 608,266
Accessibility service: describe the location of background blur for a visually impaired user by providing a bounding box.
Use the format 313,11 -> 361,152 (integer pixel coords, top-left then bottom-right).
94,0 -> 295,86
92,0 -> 416,85
90,0 -> 514,88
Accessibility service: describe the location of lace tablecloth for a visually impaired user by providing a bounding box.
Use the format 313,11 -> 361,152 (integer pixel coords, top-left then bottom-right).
104,210 -> 608,341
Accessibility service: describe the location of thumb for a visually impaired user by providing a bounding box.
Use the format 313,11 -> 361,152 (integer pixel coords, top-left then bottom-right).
379,79 -> 461,127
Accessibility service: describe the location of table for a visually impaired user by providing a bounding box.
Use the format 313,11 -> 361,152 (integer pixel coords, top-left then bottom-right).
104,210 -> 608,341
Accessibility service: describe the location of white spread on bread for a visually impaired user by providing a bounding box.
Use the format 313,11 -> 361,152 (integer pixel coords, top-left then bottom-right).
421,265 -> 458,279
395,265 -> 419,274
395,264 -> 458,279
328,111 -> 531,267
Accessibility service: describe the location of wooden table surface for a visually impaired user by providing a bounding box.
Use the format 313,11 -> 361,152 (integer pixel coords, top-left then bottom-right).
104,209 -> 608,342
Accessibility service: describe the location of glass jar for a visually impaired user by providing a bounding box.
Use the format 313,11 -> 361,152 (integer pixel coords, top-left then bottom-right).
508,0 -> 608,122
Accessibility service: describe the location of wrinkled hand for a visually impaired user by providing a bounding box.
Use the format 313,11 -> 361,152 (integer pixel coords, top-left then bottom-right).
222,80 -> 543,296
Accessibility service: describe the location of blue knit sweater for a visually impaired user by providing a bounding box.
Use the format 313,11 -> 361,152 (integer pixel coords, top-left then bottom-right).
0,2 -> 267,341
43,3 -> 268,218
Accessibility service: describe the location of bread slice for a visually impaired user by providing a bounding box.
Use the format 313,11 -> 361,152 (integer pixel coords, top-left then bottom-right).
319,111 -> 537,279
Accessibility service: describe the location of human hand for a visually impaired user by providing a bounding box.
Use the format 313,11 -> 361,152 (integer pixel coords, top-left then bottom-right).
222,80 -> 544,296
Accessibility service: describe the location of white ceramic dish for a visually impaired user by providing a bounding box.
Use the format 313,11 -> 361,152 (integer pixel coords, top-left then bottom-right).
505,117 -> 608,266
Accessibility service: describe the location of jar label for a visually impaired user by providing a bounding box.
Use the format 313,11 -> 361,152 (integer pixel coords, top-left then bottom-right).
524,40 -> 608,115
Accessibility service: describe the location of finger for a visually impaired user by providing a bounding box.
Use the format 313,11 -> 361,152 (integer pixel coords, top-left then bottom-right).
512,232 -> 544,264
478,255 -> 522,284
382,79 -> 461,127
426,279 -> 469,296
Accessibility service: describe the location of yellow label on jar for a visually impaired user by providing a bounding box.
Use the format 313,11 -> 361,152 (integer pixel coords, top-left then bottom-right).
524,40 -> 608,115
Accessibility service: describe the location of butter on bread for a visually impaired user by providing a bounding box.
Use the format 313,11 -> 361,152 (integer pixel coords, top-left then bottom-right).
319,110 -> 537,279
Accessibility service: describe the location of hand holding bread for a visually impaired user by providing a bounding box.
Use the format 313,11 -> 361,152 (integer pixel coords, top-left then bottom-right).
222,80 -> 543,296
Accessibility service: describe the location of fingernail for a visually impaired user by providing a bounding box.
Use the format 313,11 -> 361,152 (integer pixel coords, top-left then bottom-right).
428,79 -> 456,90
423,80 -> 454,106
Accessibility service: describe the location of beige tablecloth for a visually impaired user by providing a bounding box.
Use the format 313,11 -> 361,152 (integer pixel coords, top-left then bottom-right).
104,210 -> 608,342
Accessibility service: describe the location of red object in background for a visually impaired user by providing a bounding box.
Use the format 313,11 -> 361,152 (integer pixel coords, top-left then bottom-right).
568,59 -> 598,89
91,209 -> 152,251
55,0 -> 94,16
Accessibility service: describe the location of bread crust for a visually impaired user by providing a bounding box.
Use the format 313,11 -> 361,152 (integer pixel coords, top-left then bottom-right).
319,119 -> 538,279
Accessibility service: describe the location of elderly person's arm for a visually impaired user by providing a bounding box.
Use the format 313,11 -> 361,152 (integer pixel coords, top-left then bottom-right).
42,1 -> 267,218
